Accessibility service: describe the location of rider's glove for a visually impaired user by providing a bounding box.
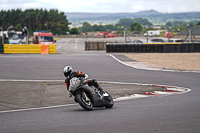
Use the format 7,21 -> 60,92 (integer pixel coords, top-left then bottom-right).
68,92 -> 72,97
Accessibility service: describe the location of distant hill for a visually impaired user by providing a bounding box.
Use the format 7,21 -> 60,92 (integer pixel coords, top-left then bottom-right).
66,10 -> 163,20
65,10 -> 200,26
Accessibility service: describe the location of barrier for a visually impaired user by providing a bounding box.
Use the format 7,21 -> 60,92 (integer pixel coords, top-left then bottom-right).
85,41 -> 123,50
143,42 -> 182,45
106,43 -> 200,53
0,44 -> 3,54
41,45 -> 49,54
164,44 -> 200,53
4,44 -> 41,54
49,44 -> 57,54
3,44 -> 57,54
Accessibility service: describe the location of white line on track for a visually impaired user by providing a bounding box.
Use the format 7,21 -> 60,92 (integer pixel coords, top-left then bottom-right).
74,38 -> 78,49
0,104 -> 77,114
109,54 -> 200,73
57,39 -> 72,49
109,54 -> 134,68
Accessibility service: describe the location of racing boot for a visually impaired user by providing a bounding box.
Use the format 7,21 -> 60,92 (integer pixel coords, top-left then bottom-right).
98,87 -> 105,95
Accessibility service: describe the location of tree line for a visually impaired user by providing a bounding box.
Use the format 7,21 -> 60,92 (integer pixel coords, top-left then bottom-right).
70,18 -> 200,35
1,9 -> 199,35
70,18 -> 152,34
0,9 -> 69,35
165,20 -> 200,32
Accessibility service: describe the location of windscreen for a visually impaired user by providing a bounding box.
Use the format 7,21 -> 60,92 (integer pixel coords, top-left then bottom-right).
39,36 -> 53,42
8,33 -> 19,40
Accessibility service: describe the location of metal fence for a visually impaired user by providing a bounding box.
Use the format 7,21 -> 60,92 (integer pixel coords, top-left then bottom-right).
85,41 -> 123,50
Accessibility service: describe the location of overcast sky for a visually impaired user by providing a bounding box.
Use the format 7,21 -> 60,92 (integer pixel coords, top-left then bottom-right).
0,0 -> 200,13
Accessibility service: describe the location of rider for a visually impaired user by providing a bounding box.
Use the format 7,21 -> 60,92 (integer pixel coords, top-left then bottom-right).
63,66 -> 103,96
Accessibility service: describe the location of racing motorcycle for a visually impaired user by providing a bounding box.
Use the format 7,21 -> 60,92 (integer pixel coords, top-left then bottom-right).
68,77 -> 114,111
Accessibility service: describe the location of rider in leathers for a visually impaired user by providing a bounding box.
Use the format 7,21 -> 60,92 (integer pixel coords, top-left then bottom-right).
63,66 -> 103,96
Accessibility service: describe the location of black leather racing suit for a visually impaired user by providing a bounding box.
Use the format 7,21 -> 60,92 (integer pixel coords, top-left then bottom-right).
65,71 -> 100,92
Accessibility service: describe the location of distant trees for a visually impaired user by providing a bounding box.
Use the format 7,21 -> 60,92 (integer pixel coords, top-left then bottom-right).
78,22 -> 122,33
77,19 -> 146,34
0,9 -> 69,35
165,22 -> 172,27
196,21 -> 200,26
118,18 -> 134,27
82,22 -> 93,32
165,21 -> 199,32
118,18 -> 153,27
74,18 -> 200,34
130,22 -> 143,33
70,28 -> 79,34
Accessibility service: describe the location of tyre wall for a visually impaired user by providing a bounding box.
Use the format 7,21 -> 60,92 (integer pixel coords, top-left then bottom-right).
106,43 -> 200,53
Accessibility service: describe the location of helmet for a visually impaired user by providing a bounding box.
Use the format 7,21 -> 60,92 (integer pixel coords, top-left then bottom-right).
63,66 -> 73,77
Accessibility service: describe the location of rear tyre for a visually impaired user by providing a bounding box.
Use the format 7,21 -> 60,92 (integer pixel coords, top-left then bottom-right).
76,93 -> 93,111
104,92 -> 114,108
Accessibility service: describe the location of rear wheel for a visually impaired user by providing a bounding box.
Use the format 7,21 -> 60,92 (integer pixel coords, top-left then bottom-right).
76,93 -> 93,111
104,92 -> 114,108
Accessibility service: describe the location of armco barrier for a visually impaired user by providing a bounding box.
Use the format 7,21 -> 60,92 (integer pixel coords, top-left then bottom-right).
0,44 -> 3,54
3,44 -> 57,54
106,43 -> 200,53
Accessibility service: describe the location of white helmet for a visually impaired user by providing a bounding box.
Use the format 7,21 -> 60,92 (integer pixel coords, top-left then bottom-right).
63,66 -> 73,77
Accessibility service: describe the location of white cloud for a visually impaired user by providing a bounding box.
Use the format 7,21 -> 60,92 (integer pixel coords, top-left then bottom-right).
132,4 -> 144,12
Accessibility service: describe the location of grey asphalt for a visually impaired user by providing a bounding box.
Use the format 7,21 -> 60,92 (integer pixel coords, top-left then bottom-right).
0,38 -> 200,133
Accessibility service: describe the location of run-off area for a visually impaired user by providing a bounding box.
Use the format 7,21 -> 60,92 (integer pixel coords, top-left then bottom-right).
0,81 -> 189,112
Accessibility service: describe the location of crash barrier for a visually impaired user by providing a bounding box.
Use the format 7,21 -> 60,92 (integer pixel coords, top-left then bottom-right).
3,44 -> 57,54
49,44 -> 57,54
41,45 -> 49,54
4,44 -> 41,54
85,41 -> 123,50
106,43 -> 200,53
0,44 -> 3,54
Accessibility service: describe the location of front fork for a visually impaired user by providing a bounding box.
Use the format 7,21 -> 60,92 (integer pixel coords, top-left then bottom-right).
74,91 -> 90,103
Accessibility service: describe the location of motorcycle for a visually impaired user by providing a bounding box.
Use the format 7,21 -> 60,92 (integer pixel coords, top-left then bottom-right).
68,77 -> 114,111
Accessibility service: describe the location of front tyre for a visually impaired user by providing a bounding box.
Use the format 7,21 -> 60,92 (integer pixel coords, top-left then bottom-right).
76,93 -> 93,111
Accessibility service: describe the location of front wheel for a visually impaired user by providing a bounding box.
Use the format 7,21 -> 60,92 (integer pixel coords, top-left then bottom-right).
76,92 -> 93,111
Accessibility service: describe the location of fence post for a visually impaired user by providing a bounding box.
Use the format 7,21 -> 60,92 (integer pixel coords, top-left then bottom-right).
85,41 -> 87,51
97,41 -> 99,51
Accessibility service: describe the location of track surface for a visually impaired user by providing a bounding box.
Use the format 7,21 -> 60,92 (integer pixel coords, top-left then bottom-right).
0,38 -> 200,133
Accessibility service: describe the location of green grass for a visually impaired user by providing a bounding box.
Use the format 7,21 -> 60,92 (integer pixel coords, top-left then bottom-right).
54,37 -> 61,41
